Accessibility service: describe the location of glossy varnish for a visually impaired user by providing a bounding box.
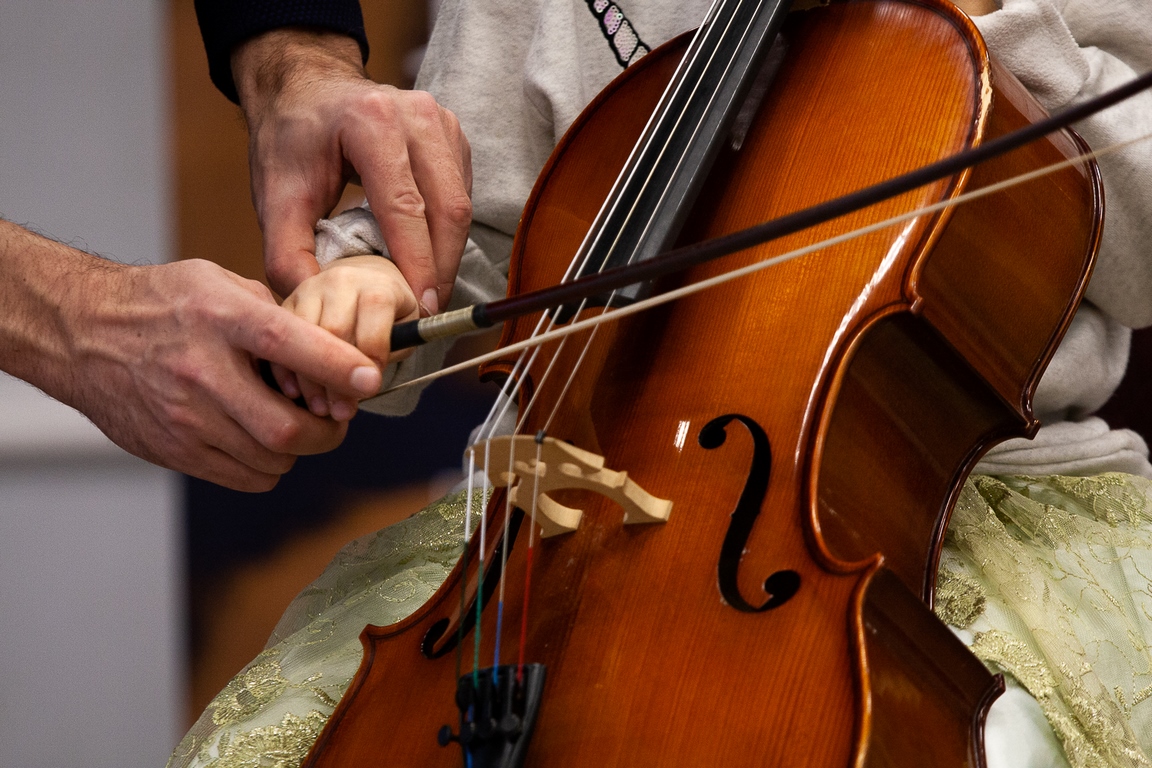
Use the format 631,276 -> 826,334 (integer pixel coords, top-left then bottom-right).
305,1 -> 1101,765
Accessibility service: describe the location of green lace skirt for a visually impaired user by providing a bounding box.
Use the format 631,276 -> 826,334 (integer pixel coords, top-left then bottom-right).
169,474 -> 1152,768
939,474 -> 1152,768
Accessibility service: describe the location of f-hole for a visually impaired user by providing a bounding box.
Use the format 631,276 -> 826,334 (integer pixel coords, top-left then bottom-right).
699,414 -> 800,612
422,508 -> 525,659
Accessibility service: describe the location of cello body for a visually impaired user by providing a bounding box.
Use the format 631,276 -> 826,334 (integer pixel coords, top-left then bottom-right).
304,0 -> 1102,765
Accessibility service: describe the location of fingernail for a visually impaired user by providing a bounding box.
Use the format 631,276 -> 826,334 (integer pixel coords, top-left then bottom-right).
421,288 -> 440,317
349,365 -> 381,396
330,399 -> 357,421
309,396 -> 329,416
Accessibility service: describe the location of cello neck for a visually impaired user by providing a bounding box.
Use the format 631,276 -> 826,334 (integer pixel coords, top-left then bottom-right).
572,0 -> 793,286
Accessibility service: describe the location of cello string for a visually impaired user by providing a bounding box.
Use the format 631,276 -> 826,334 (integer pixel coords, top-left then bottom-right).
474,0 -> 760,441
491,15 -> 750,631
461,229 -> 592,678
497,307 -> 613,666
494,0 -> 789,651
491,25 -> 760,637
492,445 -> 515,673
550,0 -> 747,286
460,304 -> 560,676
465,15 -> 738,664
453,6 -> 769,640
463,289 -> 607,675
491,409 -> 534,676
443,0 -> 762,489
482,293 -> 618,673
583,0 -> 778,267
517,437 -> 545,684
509,302 -> 592,435
521,44 -> 747,436
473,439 -> 494,688
540,320 -> 608,436
455,446 -> 478,683
382,130 -> 1152,398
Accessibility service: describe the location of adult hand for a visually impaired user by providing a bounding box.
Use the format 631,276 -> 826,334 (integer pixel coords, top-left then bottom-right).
68,259 -> 384,491
0,221 -> 382,491
231,28 -> 473,311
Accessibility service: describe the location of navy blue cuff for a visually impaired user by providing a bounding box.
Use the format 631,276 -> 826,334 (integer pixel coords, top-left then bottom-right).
195,0 -> 369,104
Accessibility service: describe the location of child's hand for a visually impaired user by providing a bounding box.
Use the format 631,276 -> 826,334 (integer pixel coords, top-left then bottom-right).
277,255 -> 420,420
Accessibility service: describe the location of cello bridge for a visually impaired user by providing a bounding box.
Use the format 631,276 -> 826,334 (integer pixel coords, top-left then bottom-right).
482,435 -> 672,537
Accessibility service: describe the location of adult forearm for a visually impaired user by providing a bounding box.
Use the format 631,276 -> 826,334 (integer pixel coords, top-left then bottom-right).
0,219 -> 117,406
232,27 -> 366,120
194,0 -> 368,104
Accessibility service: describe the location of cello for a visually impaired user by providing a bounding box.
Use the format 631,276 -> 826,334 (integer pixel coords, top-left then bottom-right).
303,0 -> 1102,764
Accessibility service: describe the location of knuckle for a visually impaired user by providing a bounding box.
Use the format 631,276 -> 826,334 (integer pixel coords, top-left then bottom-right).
263,417 -> 303,452
382,187 -> 427,221
407,90 -> 442,124
168,355 -> 210,393
264,255 -> 308,296
180,257 -> 218,276
441,193 -> 473,231
326,266 -> 365,291
357,88 -> 401,125
242,276 -> 275,302
441,105 -> 463,133
176,289 -> 231,329
317,313 -> 356,343
160,400 -> 200,437
358,285 -> 397,310
252,319 -> 290,354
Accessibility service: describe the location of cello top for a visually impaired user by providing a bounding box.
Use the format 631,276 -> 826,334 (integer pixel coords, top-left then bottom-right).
303,0 -> 1099,766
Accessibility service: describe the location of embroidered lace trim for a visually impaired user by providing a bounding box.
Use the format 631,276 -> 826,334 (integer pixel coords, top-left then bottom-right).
938,474 -> 1152,768
167,488 -> 484,768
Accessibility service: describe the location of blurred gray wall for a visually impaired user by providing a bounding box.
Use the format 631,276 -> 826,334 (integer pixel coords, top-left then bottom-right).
0,1 -> 183,765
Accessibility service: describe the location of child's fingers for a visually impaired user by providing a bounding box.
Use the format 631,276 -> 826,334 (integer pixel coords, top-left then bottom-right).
277,256 -> 416,418
327,393 -> 359,422
277,293 -> 329,415
270,362 -> 301,399
282,290 -> 321,326
298,373 -> 331,417
351,286 -> 404,363
317,289 -> 360,347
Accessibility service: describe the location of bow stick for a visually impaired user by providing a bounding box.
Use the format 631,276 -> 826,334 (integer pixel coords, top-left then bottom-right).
390,68 -> 1152,351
